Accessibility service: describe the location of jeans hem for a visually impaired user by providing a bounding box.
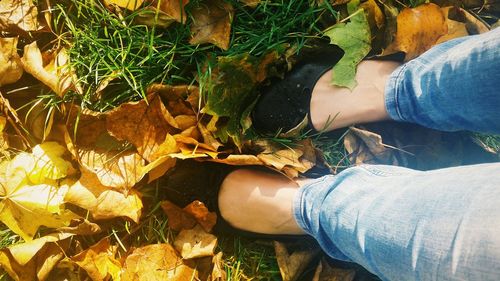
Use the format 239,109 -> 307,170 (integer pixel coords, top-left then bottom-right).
384,63 -> 408,122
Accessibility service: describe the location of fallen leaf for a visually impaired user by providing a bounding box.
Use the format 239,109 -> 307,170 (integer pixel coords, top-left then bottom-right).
312,258 -> 355,281
382,3 -> 448,61
274,240 -> 321,281
21,43 -> 77,96
196,252 -> 225,281
71,238 -> 122,281
153,0 -> 190,23
160,200 -> 197,231
183,200 -> 217,233
189,0 -> 234,50
65,106 -> 147,190
0,0 -> 39,33
435,7 -> 469,45
324,0 -> 371,89
240,0 -> 260,8
344,126 -> 398,165
65,170 -> 143,223
106,95 -> 180,162
0,37 -> 23,86
104,0 -> 144,10
173,224 -> 218,259
121,244 -> 197,281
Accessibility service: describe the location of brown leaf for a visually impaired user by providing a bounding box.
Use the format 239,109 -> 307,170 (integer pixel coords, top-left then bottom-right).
0,0 -> 39,33
71,238 -> 121,281
189,0 -> 234,50
121,244 -> 197,281
160,200 -> 197,231
312,258 -> 355,281
65,170 -> 143,223
173,224 -> 218,259
183,200 -> 217,233
153,0 -> 190,23
21,42 -> 77,96
65,106 -> 147,190
435,7 -> 471,45
344,127 -> 398,165
382,3 -> 448,61
106,94 -> 180,162
0,37 -> 23,86
274,240 -> 321,281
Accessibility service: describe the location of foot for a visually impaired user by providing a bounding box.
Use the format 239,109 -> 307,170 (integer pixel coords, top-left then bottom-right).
310,60 -> 401,131
218,168 -> 310,235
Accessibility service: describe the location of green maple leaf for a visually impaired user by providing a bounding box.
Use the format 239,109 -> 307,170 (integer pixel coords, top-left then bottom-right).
324,0 -> 371,89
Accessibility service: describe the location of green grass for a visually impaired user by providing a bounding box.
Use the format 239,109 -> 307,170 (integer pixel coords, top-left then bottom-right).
50,0 -> 334,112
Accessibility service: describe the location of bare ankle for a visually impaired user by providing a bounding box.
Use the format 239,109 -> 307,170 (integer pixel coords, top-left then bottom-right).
310,60 -> 401,131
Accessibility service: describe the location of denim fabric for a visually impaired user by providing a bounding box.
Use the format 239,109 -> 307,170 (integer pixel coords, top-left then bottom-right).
293,28 -> 500,280
294,164 -> 500,281
385,27 -> 500,135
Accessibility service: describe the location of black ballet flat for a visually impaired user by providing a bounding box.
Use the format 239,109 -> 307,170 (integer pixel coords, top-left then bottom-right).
159,160 -> 305,240
252,45 -> 344,135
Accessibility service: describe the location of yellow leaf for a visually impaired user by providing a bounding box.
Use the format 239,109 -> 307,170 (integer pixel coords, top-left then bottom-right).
0,182 -> 80,241
21,42 -> 75,96
0,0 -> 39,32
173,224 -> 218,259
189,0 -> 234,50
104,0 -> 144,10
121,244 -> 197,281
0,37 -> 23,86
28,142 -> 73,183
72,238 -> 122,281
66,171 -> 142,223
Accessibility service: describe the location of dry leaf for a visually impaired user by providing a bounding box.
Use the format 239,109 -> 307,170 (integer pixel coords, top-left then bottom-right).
189,0 -> 234,50
71,238 -> 121,281
0,0 -> 39,32
344,127 -> 398,165
239,0 -> 260,8
65,170 -> 143,223
312,258 -> 356,281
0,37 -> 23,86
382,3 -> 448,60
274,240 -> 321,281
435,7 -> 469,44
21,42 -> 76,96
153,0 -> 190,23
106,95 -> 180,162
65,106 -> 147,190
183,200 -> 217,233
160,200 -> 197,231
121,244 -> 197,281
104,0 -> 144,10
173,224 -> 218,259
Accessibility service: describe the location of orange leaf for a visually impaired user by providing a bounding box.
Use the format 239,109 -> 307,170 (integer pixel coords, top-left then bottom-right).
382,3 -> 448,60
71,238 -> 121,281
160,200 -> 197,231
183,200 -> 217,233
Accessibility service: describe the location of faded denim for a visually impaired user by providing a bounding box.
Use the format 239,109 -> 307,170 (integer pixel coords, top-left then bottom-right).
293,28 -> 500,280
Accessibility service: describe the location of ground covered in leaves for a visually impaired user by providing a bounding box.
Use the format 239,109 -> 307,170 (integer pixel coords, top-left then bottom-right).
0,0 -> 499,280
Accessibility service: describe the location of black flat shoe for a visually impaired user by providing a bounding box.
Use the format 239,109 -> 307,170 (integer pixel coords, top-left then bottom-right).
160,160 -> 305,240
252,45 -> 344,135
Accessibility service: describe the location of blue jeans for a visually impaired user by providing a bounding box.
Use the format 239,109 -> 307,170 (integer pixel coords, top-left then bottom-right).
293,27 -> 500,280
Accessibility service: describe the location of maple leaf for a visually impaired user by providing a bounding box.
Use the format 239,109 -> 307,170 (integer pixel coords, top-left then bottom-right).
0,37 -> 23,86
65,170 -> 143,223
0,0 -> 39,33
121,244 -> 197,281
106,94 -> 180,162
324,0 -> 371,89
173,224 -> 218,259
21,42 -> 77,97
381,3 -> 448,61
189,0 -> 234,50
71,238 -> 121,281
65,106 -> 147,190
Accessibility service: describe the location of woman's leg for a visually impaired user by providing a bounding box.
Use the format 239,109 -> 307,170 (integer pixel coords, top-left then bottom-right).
311,27 -> 500,134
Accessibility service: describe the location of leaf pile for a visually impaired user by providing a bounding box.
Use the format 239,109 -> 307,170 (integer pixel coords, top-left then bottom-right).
0,0 -> 496,280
